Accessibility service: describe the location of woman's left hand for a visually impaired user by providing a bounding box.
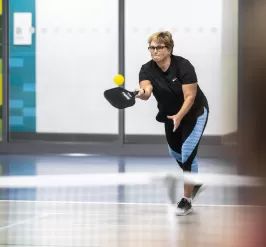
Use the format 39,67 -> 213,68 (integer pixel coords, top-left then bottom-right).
167,114 -> 182,132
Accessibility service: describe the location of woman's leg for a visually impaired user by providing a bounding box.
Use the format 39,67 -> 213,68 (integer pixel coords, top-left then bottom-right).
168,145 -> 182,168
168,107 -> 208,216
165,120 -> 183,167
165,108 -> 208,215
165,122 -> 183,205
181,107 -> 208,200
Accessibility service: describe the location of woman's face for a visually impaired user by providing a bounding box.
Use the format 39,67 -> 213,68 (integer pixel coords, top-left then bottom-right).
149,40 -> 170,62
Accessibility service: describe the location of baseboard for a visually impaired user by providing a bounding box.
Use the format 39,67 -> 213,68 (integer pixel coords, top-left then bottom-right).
8,132 -> 236,146
221,132 -> 237,145
0,141 -> 237,159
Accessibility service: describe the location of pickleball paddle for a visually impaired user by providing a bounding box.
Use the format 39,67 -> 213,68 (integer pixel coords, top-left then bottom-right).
104,87 -> 139,109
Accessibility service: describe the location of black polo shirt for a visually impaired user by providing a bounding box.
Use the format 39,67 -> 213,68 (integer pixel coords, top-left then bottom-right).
139,55 -> 209,122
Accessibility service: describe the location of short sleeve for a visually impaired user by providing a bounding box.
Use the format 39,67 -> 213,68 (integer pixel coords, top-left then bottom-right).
179,59 -> 198,84
139,65 -> 150,83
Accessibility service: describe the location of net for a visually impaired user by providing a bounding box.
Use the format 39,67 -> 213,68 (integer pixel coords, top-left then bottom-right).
0,171 -> 264,247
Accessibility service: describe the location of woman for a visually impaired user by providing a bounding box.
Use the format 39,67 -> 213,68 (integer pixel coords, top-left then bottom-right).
136,31 -> 209,216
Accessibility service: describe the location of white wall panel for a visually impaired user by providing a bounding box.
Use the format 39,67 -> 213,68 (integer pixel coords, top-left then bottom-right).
36,0 -> 119,134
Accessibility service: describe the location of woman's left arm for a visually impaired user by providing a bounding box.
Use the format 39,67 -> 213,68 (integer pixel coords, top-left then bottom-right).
176,83 -> 197,119
167,83 -> 197,131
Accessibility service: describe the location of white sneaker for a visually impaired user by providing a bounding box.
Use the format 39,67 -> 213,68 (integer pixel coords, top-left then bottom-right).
176,198 -> 193,216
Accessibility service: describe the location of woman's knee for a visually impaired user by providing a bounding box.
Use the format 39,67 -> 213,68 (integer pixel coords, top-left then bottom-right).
168,145 -> 182,162
183,157 -> 198,173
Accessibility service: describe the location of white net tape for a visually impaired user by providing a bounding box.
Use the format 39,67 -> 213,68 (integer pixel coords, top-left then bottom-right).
0,171 -> 263,188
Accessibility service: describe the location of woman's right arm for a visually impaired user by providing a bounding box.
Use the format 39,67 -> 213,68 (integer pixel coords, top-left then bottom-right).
137,65 -> 153,100
136,80 -> 153,100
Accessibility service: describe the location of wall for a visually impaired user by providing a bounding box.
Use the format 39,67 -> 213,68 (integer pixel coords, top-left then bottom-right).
9,0 -> 119,135
35,0 -> 119,134
221,0 -> 238,135
9,0 -> 36,132
8,0 -> 238,138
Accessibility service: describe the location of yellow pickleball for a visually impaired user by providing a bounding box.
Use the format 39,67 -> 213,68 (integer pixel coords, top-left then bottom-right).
114,74 -> 124,86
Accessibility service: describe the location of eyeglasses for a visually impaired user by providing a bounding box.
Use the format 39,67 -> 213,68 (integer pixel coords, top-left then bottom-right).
148,46 -> 167,52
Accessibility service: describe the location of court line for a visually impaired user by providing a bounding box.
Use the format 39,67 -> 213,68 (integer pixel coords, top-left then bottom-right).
0,213 -> 51,231
16,212 -> 168,218
60,153 -> 99,157
0,224 -> 169,229
0,199 -> 261,207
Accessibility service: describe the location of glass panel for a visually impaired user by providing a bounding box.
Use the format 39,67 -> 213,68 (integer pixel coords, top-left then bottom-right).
8,0 -> 119,142
124,0 -> 238,143
0,0 -> 2,141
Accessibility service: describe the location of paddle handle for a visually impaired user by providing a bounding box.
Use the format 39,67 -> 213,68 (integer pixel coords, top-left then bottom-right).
133,89 -> 146,96
133,90 -> 139,96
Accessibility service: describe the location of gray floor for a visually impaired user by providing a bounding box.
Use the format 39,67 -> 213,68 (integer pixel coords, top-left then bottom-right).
0,155 -> 259,247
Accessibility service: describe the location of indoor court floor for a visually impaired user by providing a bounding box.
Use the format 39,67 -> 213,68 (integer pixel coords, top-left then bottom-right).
0,155 -> 262,247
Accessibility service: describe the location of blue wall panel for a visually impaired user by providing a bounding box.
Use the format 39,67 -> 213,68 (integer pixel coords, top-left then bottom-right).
9,0 -> 36,132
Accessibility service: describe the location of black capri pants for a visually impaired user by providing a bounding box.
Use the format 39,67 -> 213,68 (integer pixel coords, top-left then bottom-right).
165,107 -> 209,173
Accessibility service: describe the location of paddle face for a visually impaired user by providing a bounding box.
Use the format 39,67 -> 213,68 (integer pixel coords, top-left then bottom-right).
104,87 -> 138,109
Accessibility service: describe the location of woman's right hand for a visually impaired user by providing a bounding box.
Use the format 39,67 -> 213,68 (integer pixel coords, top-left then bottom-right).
135,88 -> 145,98
135,81 -> 153,100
